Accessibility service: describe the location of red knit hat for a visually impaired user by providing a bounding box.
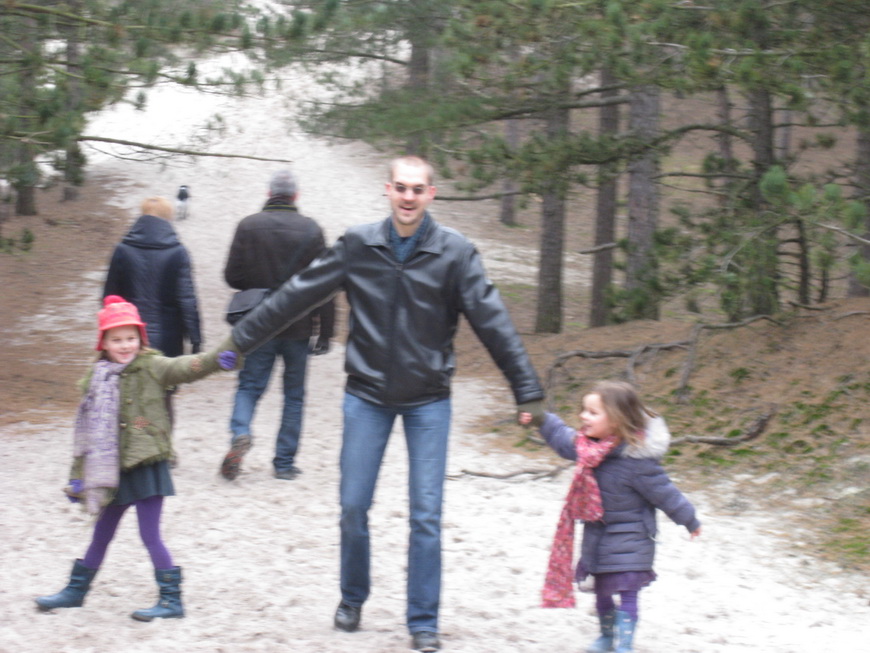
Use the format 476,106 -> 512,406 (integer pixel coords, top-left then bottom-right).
96,295 -> 148,350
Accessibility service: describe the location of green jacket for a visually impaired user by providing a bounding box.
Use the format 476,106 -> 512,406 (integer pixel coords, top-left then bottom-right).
71,338 -> 238,478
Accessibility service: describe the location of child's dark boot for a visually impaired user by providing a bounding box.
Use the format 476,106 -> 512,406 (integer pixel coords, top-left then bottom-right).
35,559 -> 98,611
131,566 -> 184,621
614,610 -> 637,652
587,609 -> 616,652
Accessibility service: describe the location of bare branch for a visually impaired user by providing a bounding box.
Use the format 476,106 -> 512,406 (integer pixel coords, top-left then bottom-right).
77,135 -> 293,163
818,222 -> 870,247
578,242 -> 618,255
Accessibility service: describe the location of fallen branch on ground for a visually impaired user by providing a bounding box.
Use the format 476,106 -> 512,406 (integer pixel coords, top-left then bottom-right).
450,463 -> 571,481
671,408 -> 776,446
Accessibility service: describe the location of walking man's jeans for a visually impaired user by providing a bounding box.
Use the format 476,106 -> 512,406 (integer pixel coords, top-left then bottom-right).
229,337 -> 310,472
339,393 -> 451,634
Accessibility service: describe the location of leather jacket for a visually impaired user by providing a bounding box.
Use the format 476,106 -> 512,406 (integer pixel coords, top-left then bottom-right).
224,197 -> 335,341
232,215 -> 544,408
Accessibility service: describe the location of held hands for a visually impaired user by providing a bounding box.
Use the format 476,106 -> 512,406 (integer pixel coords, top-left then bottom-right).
218,350 -> 238,370
65,479 -> 83,503
517,400 -> 545,427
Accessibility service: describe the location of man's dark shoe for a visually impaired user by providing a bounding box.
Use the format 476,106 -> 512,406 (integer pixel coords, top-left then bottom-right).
333,600 -> 361,632
220,435 -> 252,480
411,631 -> 440,652
274,466 -> 301,481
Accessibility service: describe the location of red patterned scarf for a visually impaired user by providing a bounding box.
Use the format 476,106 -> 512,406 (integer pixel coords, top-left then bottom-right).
541,430 -> 617,608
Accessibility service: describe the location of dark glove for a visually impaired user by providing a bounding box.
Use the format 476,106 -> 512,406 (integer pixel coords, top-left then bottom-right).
218,350 -> 238,370
310,336 -> 330,356
65,479 -> 83,503
191,343 -> 202,354
517,399 -> 545,427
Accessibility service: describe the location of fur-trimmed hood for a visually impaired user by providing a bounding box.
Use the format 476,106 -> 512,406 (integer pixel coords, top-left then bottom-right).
622,414 -> 671,459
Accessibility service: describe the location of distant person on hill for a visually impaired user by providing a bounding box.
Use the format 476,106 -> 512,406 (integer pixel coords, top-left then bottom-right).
34,296 -> 239,621
520,380 -> 701,653
220,169 -> 335,482
175,185 -> 190,220
103,196 -> 203,425
227,155 -> 544,652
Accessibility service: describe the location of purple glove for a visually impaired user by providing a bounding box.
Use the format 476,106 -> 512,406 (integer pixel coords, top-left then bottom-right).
218,350 -> 238,370
66,479 -> 83,503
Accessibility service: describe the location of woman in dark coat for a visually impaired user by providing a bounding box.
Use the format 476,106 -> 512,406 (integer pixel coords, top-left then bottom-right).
103,196 -> 202,358
521,380 -> 701,653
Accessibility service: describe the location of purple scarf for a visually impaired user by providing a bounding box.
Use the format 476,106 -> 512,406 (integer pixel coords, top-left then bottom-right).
73,359 -> 126,514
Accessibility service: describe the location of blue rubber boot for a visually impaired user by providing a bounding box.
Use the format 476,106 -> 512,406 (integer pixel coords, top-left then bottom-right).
587,609 -> 616,652
131,567 -> 184,621
35,559 -> 98,611
614,610 -> 638,652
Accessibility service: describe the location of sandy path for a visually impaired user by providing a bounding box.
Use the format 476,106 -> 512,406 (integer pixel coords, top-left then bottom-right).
1,57 -> 868,652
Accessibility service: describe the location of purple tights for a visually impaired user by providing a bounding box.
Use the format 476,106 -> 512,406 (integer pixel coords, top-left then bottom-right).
596,589 -> 639,621
82,495 -> 173,570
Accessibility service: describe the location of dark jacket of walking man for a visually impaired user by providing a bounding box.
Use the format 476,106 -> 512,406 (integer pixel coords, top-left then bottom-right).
229,156 -> 544,652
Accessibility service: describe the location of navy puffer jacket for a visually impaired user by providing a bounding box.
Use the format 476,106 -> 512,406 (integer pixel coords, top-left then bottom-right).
541,412 -> 700,575
103,214 -> 202,357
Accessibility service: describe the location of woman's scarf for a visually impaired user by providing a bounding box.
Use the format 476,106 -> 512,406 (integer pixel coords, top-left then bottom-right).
73,359 -> 127,514
541,429 -> 617,608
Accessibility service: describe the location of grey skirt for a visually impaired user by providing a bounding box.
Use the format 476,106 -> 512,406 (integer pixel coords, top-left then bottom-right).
111,460 -> 175,505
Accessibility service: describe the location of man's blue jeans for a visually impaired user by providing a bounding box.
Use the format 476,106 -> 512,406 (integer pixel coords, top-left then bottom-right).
229,337 -> 310,472
339,393 -> 451,634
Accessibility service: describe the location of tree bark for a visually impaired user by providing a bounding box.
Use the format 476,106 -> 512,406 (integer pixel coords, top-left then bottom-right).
746,86 -> 780,316
625,84 -> 660,320
847,128 -> 870,297
535,82 -> 570,334
499,118 -> 520,226
589,67 -> 620,327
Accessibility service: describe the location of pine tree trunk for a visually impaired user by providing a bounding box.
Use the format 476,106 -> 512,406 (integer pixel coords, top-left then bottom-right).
746,86 -> 780,316
848,128 -> 870,297
625,84 -> 660,320
534,86 -> 570,334
499,119 -> 519,227
589,68 -> 620,327
63,0 -> 84,201
715,85 -> 736,207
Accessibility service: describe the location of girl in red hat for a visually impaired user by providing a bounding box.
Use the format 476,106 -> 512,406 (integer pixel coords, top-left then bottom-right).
34,296 -> 240,621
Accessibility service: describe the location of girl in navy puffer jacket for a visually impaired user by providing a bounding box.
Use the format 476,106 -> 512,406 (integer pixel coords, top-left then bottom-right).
521,380 -> 701,653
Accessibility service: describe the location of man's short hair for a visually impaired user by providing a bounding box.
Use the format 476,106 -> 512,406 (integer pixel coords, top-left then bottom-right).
389,156 -> 435,186
140,196 -> 173,220
270,169 -> 298,197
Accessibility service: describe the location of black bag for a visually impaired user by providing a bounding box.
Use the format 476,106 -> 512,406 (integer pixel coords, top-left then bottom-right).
226,288 -> 270,325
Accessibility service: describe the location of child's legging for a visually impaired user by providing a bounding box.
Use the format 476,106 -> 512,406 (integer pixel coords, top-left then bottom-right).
82,495 -> 173,570
596,588 -> 640,621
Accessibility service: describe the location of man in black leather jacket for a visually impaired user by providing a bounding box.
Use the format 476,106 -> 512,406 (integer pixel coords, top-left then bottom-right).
231,155 -> 544,652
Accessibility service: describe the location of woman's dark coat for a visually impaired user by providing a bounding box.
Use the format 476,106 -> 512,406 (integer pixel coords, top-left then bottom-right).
103,214 -> 202,357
